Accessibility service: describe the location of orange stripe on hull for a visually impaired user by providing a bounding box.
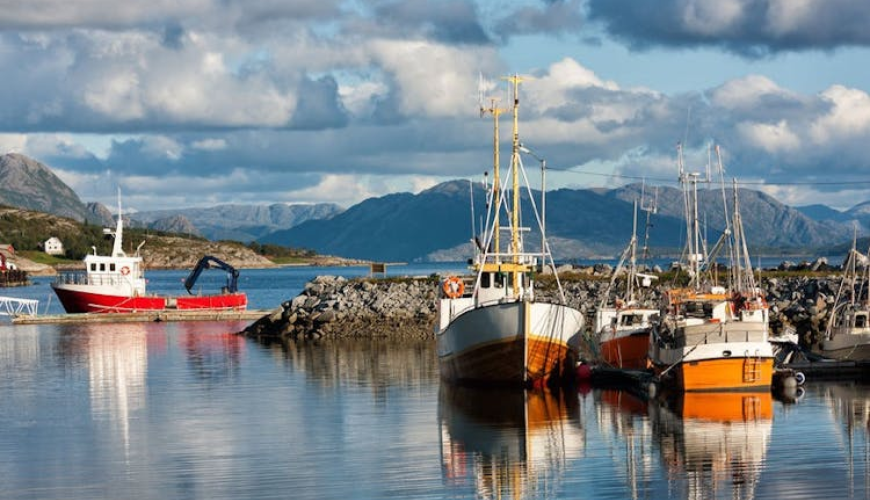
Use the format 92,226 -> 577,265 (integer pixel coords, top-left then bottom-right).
659,357 -> 774,391
600,334 -> 649,369
440,337 -> 572,386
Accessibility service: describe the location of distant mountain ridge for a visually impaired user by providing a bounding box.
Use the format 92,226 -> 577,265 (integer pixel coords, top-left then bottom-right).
0,153 -> 99,223
0,152 -> 863,261
262,180 -> 856,262
132,203 -> 344,242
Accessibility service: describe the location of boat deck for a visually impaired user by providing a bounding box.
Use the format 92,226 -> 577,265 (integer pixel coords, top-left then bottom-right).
11,309 -> 270,325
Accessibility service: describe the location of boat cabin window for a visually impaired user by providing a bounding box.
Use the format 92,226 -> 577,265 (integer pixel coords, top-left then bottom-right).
90,263 -> 97,272
481,273 -> 491,288
620,314 -> 643,326
856,314 -> 868,329
494,272 -> 504,289
99,263 -> 106,272
110,263 -> 116,272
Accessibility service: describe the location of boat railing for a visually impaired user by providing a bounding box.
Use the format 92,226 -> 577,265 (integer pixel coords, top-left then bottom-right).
55,271 -> 133,288
679,323 -> 769,347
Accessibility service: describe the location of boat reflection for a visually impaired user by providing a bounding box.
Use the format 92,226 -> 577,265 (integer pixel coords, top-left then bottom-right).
649,391 -> 773,500
823,382 -> 870,491
58,323 -> 150,457
596,390 -> 654,500
439,385 -> 584,500
177,322 -> 245,383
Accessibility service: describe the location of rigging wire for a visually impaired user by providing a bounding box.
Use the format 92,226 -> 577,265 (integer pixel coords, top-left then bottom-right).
544,164 -> 870,187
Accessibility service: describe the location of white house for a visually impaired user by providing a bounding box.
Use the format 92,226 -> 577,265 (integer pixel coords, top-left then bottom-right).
44,236 -> 64,256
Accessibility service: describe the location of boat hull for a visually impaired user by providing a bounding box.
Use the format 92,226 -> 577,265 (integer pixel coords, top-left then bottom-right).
600,330 -> 651,369
52,283 -> 247,314
650,319 -> 774,391
821,331 -> 870,360
650,355 -> 775,392
437,300 -> 583,386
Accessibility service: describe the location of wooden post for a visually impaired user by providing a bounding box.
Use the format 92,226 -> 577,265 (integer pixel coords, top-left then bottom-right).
370,262 -> 387,277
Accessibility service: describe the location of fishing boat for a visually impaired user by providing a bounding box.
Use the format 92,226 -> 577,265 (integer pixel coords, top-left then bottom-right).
52,196 -> 247,314
648,146 -> 774,391
821,236 -> 870,359
594,200 -> 659,369
435,75 -> 584,386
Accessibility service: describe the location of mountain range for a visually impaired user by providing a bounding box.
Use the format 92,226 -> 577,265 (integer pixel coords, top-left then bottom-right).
0,152 -> 864,262
262,180 -> 855,262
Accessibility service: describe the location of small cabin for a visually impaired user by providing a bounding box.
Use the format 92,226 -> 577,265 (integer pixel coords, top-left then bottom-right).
44,237 -> 64,256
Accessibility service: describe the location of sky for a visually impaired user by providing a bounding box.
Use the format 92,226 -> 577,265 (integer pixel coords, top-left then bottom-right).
3,0 -> 870,212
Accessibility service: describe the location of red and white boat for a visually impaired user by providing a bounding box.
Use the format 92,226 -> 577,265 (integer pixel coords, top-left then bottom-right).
52,198 -> 247,314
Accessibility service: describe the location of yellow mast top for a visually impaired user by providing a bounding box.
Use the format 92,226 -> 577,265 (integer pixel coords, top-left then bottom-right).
480,97 -> 506,261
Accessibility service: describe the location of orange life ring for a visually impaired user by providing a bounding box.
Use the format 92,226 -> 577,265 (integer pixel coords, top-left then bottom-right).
120,266 -> 130,276
442,276 -> 465,299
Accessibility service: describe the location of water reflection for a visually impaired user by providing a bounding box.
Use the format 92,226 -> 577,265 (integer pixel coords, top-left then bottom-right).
596,390 -> 655,500
178,323 -> 245,384
649,391 -> 773,500
60,324 -> 150,457
439,385 -> 584,500
265,338 -> 438,396
824,382 -> 870,497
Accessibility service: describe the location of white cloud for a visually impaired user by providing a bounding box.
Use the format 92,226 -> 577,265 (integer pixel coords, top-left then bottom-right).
369,38 -> 501,118
710,75 -> 788,109
140,135 -> 183,161
191,138 -> 227,151
0,134 -> 29,155
810,85 -> 870,143
737,120 -> 800,153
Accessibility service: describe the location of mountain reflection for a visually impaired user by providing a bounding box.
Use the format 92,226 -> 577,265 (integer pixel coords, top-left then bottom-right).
439,385 -> 584,500
649,391 -> 773,500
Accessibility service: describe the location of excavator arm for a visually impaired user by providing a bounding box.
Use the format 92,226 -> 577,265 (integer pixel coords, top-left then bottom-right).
184,255 -> 240,294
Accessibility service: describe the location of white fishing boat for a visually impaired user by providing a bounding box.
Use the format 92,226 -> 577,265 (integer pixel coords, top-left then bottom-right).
594,199 -> 659,369
435,75 -> 584,387
821,236 -> 870,359
648,146 -> 774,391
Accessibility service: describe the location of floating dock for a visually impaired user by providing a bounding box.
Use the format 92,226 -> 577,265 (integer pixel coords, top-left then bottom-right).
11,309 -> 270,325
783,359 -> 870,379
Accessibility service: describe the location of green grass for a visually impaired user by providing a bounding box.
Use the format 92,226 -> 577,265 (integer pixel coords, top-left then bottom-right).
19,250 -> 77,265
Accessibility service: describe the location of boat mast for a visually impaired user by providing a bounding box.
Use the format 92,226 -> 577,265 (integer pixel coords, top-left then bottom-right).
507,74 -> 523,296
480,96 -> 506,262
112,188 -> 126,258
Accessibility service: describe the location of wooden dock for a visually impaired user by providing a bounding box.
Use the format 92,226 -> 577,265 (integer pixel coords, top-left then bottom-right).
11,309 -> 271,325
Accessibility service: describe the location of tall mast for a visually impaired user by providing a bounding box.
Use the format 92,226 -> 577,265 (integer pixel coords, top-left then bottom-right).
480,97 -> 506,261
112,188 -> 126,258
506,75 -> 523,297
507,75 -> 523,266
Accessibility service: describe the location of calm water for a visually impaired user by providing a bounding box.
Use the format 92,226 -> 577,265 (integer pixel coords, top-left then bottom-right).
0,264 -> 867,499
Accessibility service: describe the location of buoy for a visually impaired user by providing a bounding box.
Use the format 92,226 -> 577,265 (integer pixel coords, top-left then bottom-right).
575,363 -> 592,382
794,371 -> 806,386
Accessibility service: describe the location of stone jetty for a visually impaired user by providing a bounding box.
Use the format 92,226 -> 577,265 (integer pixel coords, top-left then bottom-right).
240,270 -> 848,349
242,275 -> 439,340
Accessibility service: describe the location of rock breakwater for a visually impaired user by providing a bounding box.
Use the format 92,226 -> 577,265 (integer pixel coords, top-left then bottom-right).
242,275 -> 439,340
241,272 -> 847,349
